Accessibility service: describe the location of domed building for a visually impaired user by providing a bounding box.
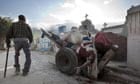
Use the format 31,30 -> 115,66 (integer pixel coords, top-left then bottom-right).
79,14 -> 98,34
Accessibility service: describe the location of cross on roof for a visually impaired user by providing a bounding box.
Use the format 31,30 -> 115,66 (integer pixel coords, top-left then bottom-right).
85,14 -> 88,19
103,22 -> 108,28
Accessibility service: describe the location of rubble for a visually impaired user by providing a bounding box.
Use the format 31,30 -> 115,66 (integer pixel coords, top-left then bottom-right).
77,62 -> 140,84
101,62 -> 140,84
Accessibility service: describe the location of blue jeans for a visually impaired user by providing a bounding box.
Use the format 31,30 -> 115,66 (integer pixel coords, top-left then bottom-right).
14,38 -> 31,72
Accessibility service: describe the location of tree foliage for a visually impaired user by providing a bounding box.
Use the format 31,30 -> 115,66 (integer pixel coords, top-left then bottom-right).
0,16 -> 12,49
0,16 -> 12,36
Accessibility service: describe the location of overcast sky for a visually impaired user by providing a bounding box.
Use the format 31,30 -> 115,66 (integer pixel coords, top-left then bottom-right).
0,0 -> 140,29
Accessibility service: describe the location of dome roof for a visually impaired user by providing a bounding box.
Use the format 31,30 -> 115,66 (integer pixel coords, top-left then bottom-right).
81,19 -> 92,26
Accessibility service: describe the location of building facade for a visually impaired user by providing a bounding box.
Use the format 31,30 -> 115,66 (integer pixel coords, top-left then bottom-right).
126,5 -> 140,70
79,19 -> 97,34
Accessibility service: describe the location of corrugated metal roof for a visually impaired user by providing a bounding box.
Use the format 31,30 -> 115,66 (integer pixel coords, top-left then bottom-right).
102,24 -> 124,31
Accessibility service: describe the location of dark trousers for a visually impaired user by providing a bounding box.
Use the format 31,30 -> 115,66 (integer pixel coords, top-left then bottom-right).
14,38 -> 31,72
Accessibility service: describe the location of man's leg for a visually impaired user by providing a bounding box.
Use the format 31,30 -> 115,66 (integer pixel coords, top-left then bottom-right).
14,42 -> 22,73
22,41 -> 31,76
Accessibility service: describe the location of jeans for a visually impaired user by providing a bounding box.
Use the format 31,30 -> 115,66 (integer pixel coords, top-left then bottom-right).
14,38 -> 31,72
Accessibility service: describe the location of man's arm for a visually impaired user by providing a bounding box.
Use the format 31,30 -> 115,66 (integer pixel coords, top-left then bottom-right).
79,55 -> 93,69
6,24 -> 14,47
75,55 -> 94,74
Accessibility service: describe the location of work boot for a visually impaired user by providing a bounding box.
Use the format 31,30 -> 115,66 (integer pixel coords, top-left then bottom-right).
14,65 -> 20,75
22,71 -> 28,76
15,67 -> 20,74
22,69 -> 29,76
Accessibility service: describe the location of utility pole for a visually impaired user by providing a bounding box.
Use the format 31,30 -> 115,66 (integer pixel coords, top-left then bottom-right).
103,22 -> 108,28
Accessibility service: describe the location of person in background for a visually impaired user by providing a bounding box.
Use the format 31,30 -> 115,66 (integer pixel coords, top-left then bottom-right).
6,15 -> 33,76
62,26 -> 82,49
94,32 -> 112,62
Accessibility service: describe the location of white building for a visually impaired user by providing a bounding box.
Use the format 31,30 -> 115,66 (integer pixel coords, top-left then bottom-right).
126,5 -> 140,70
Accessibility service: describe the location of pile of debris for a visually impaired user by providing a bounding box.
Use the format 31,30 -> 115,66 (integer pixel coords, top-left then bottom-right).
104,32 -> 127,61
75,62 -> 140,84
101,62 -> 140,84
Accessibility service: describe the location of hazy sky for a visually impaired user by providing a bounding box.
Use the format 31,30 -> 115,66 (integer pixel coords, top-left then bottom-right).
0,0 -> 140,29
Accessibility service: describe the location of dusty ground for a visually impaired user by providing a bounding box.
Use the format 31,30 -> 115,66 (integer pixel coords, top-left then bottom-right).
0,49 -> 79,84
0,49 -> 139,84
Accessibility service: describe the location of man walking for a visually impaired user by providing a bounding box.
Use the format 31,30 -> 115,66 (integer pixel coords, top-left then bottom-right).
6,15 -> 33,76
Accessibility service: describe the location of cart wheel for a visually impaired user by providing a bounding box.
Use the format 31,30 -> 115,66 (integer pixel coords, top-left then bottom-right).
55,47 -> 78,75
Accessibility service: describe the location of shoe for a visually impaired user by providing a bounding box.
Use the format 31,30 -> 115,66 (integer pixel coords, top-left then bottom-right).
14,64 -> 20,72
15,67 -> 20,72
22,71 -> 28,76
15,67 -> 20,75
22,68 -> 29,76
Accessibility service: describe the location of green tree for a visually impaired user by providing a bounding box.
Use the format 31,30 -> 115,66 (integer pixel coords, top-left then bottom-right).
0,16 -> 12,49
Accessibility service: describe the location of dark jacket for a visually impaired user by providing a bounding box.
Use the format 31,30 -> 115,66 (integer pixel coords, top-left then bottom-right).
6,21 -> 33,44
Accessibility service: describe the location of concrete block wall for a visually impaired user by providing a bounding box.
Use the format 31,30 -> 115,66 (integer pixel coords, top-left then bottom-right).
126,5 -> 140,70
127,36 -> 140,70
